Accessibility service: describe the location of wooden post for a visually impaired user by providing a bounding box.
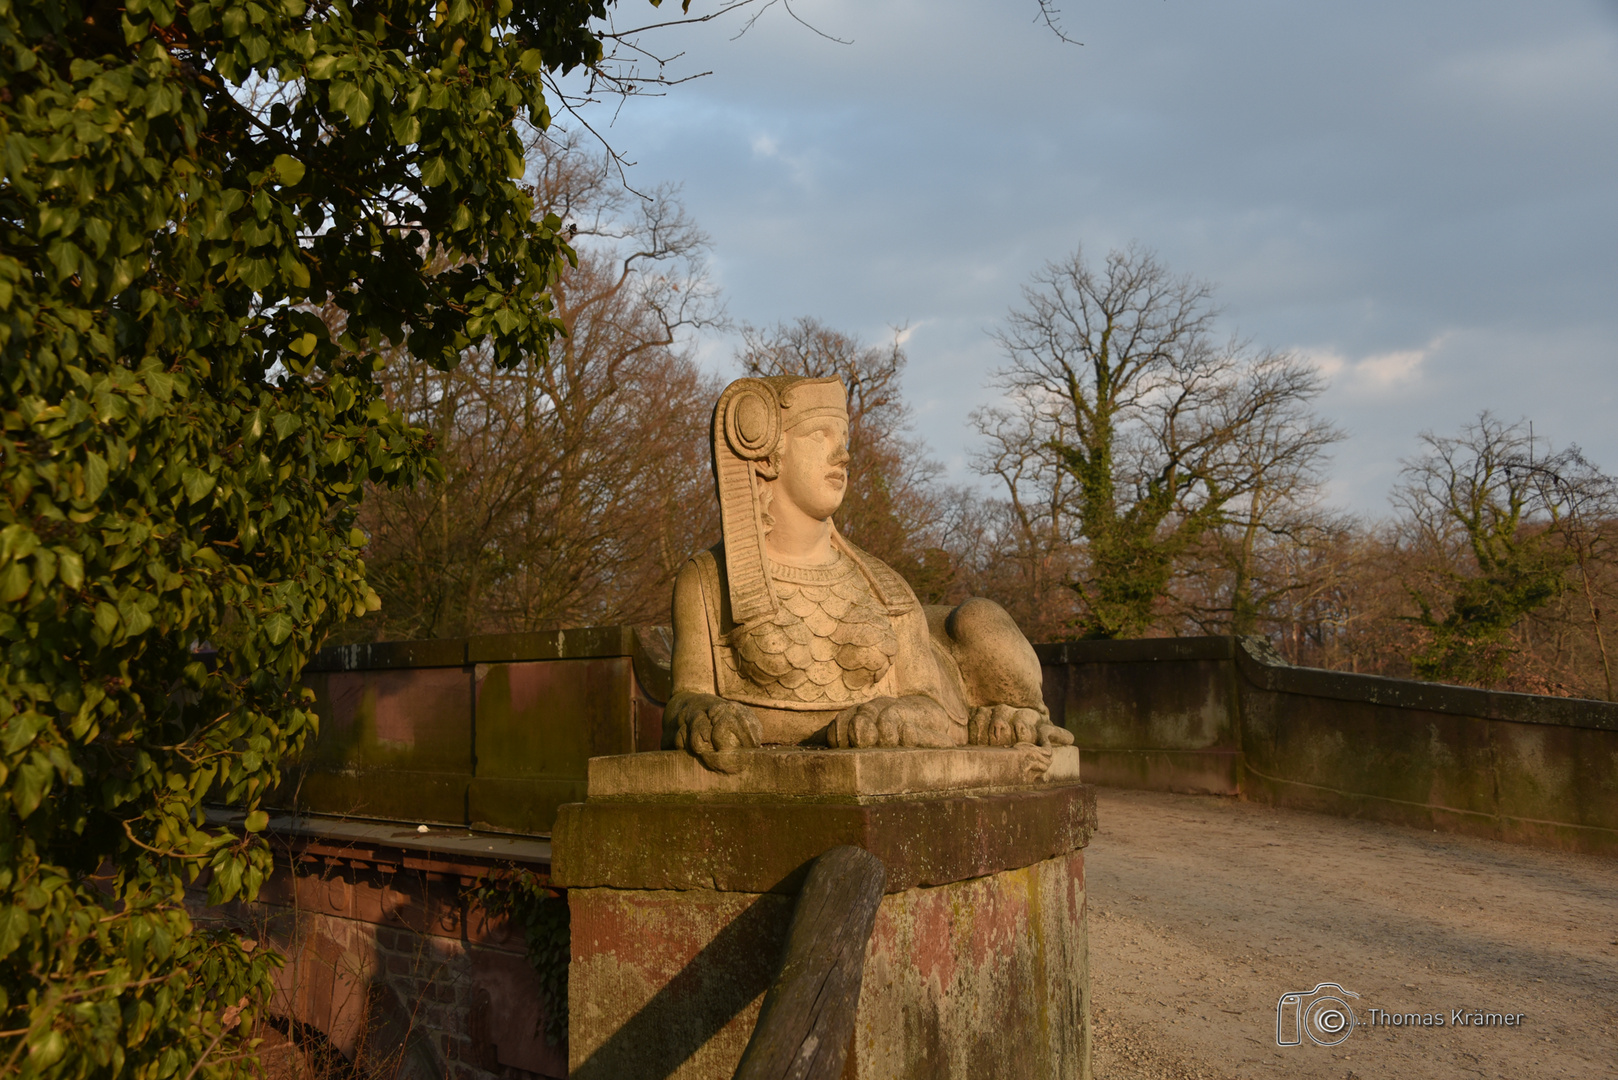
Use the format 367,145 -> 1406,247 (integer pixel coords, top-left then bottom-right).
732,846 -> 886,1080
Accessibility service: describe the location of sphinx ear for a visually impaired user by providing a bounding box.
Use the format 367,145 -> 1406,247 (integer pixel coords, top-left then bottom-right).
754,453 -> 780,481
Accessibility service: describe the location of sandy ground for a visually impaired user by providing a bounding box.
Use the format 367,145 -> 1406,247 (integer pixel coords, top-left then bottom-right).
1085,788 -> 1618,1080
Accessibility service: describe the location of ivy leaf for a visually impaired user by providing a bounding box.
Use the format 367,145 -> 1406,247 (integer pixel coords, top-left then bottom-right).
272,154 -> 306,186
12,756 -> 53,818
0,906 -> 33,960
182,467 -> 218,504
264,612 -> 294,645
1,712 -> 45,755
55,549 -> 83,589
390,113 -> 421,145
0,563 -> 29,603
83,452 -> 108,502
329,81 -> 372,126
238,258 -> 275,292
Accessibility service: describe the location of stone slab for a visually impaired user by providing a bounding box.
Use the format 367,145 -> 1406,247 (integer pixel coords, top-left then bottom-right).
566,851 -> 1089,1080
551,782 -> 1096,894
585,745 -> 1082,802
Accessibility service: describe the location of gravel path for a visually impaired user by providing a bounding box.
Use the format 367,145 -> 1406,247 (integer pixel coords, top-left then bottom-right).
1085,788 -> 1618,1080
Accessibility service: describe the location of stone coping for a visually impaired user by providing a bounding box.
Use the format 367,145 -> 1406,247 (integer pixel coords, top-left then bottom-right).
584,746 -> 1082,802
1039,634 -> 1618,732
205,808 -> 553,867
551,783 -> 1096,894
1234,646 -> 1618,732
1035,636 -> 1237,665
306,625 -> 668,672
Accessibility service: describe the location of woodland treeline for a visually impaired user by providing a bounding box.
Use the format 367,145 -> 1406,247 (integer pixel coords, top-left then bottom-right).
339,139 -> 1618,702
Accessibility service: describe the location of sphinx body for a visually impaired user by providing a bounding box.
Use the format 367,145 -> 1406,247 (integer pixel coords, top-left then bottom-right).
664,375 -> 1074,756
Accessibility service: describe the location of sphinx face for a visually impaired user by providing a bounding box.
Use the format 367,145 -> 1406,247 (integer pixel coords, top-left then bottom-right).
773,417 -> 850,522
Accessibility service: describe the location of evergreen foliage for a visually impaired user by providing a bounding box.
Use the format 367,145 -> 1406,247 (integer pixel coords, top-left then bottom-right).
0,0 -> 618,1073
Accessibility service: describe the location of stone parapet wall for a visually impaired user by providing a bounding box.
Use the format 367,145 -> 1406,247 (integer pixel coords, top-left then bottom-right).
1038,636 -> 1618,856
280,627 -> 671,833
285,626 -> 1614,855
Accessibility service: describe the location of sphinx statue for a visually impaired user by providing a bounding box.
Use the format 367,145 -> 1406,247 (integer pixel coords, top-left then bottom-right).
663,375 -> 1075,759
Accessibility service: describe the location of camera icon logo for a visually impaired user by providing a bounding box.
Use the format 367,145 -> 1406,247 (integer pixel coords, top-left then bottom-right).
1276,982 -> 1360,1047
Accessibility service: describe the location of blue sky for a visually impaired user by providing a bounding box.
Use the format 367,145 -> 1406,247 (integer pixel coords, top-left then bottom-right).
573,0 -> 1618,513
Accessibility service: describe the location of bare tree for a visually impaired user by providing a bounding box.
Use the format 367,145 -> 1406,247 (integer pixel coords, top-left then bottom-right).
1252,517 -> 1409,671
977,244 -> 1341,639
967,392 -> 1085,639
1166,353 -> 1347,637
1395,414 -> 1569,686
1541,451 -> 1618,699
340,135 -> 724,640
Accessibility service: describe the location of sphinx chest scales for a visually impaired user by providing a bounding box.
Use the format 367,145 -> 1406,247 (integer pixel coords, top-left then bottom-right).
722,555 -> 900,707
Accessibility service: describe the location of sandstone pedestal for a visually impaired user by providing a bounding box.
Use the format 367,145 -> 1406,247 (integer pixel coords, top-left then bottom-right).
551,746 -> 1095,1079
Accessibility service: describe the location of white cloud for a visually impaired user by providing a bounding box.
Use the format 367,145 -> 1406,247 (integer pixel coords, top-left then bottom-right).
893,322 -> 922,347
1355,347 -> 1426,389
1304,335 -> 1450,398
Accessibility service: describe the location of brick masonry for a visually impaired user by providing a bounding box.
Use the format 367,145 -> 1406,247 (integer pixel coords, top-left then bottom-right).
191,829 -> 564,1080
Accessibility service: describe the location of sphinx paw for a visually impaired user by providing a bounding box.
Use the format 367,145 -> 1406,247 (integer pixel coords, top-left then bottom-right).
831,699 -> 899,748
668,693 -> 763,754
832,696 -> 955,748
969,704 -> 1051,747
1035,720 -> 1075,748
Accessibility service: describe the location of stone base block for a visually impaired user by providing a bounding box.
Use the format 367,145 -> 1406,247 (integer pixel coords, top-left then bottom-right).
566,850 -> 1088,1080
554,750 -> 1095,1079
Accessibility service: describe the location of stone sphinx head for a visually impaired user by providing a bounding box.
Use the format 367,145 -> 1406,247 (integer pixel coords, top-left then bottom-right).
709,377 -> 904,705
712,376 -> 855,622
664,375 -> 1074,758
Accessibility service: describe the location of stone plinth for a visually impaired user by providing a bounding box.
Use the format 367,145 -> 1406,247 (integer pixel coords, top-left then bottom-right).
551,747 -> 1095,1079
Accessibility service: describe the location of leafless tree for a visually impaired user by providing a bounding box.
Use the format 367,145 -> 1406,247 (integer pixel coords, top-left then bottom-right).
1539,450 -> 1618,699
967,391 -> 1085,639
1392,414 -> 1573,686
975,244 -> 1342,638
1391,413 -> 1617,694
338,135 -> 724,640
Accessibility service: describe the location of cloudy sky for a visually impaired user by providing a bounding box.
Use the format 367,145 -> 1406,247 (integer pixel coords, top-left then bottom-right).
569,0 -> 1618,514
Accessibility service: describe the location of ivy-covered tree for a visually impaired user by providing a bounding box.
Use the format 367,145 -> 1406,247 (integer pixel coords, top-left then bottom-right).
1397,413 -> 1579,687
0,0 -> 630,1074
979,245 -> 1339,639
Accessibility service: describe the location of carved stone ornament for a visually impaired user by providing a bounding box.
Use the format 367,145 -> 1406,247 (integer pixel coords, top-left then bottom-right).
664,375 -> 1075,766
